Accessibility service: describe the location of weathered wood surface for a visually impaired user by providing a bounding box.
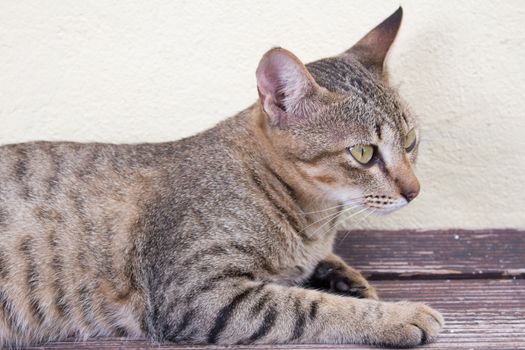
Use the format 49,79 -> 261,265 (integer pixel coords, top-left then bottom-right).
21,230 -> 525,349
335,229 -> 525,279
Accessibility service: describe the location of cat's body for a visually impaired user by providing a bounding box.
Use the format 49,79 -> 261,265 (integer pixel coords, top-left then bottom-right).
0,8 -> 443,348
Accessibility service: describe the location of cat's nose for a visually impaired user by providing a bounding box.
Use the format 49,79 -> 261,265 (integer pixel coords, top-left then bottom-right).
392,159 -> 420,203
401,188 -> 419,202
400,180 -> 420,202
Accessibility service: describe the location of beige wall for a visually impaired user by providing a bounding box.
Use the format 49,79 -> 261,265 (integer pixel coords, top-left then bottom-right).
1,1 -> 524,229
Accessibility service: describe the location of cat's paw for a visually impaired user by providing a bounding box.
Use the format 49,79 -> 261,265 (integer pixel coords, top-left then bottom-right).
306,260 -> 378,299
377,301 -> 444,347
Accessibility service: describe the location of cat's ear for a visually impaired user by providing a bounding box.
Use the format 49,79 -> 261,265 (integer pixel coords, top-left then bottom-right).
342,7 -> 403,78
256,48 -> 321,127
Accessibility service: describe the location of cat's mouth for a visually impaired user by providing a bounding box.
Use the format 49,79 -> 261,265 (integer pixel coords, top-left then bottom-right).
343,195 -> 408,216
362,195 -> 408,215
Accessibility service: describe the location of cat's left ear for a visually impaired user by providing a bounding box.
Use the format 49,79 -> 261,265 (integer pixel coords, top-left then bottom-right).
342,7 -> 403,79
256,47 -> 323,128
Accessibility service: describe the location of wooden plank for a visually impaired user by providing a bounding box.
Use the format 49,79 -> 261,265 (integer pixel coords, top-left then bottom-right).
334,229 -> 525,279
22,279 -> 525,350
375,279 -> 525,349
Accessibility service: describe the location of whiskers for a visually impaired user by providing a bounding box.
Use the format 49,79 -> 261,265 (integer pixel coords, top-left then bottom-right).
337,206 -> 377,243
299,204 -> 344,215
298,196 -> 374,239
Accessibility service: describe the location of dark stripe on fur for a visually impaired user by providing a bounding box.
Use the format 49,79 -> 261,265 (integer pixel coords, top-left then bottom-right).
71,193 -> 95,236
207,287 -> 254,343
152,274 -> 183,329
265,165 -> 296,199
78,284 -> 95,326
309,300 -> 319,319
230,242 -> 276,274
180,244 -> 229,269
98,299 -> 128,336
19,237 -> 45,324
0,289 -> 16,333
249,169 -> 302,234
375,122 -> 382,140
46,145 -> 62,197
374,303 -> 384,319
295,150 -> 342,165
0,206 -> 7,227
52,256 -> 69,316
158,242 -> 223,296
14,147 -> 31,199
290,298 -> 306,341
250,291 -> 271,318
239,304 -> 277,344
157,268 -> 258,331
205,268 -> 255,286
377,158 -> 391,179
176,269 -> 257,318
0,249 -> 8,279
47,228 -> 70,317
114,326 -> 129,337
165,308 -> 194,341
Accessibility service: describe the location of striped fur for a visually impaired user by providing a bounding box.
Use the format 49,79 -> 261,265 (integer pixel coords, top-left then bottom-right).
0,8 -> 442,348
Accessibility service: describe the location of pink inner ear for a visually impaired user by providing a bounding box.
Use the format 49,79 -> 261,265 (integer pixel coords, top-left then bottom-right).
256,48 -> 316,124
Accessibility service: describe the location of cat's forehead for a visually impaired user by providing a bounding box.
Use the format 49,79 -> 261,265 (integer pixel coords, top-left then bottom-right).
306,56 -> 415,137
306,56 -> 383,96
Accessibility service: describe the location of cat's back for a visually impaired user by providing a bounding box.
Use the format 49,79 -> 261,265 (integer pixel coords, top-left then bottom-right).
0,128 -> 251,345
0,130 -> 244,259
0,140 -> 172,344
0,140 -> 165,235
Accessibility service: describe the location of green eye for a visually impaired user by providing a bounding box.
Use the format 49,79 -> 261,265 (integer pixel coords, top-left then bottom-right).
350,145 -> 374,165
404,128 -> 417,152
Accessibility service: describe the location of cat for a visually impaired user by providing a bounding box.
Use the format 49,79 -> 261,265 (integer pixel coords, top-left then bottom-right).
0,7 -> 443,348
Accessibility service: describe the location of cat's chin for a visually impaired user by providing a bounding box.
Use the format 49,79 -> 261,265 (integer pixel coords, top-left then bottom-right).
370,207 -> 402,216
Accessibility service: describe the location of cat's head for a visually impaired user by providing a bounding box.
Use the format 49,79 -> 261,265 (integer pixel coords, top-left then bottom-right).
256,7 -> 420,214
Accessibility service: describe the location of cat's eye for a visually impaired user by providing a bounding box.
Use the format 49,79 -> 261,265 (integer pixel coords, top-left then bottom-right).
404,128 -> 417,152
349,145 -> 374,165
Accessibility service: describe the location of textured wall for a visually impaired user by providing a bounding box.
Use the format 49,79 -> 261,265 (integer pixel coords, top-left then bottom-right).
1,1 -> 524,229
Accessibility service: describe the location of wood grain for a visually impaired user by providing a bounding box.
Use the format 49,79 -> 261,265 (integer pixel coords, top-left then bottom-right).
376,279 -> 525,349
334,229 -> 525,279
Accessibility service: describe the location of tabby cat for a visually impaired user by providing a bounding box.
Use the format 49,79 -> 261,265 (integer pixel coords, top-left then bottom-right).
0,7 -> 443,348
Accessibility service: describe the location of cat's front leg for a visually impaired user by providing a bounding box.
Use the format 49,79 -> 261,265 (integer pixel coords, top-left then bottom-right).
304,253 -> 378,299
159,275 -> 443,346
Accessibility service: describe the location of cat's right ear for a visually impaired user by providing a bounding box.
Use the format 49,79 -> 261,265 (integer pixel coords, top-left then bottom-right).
256,48 -> 321,128
341,7 -> 403,79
